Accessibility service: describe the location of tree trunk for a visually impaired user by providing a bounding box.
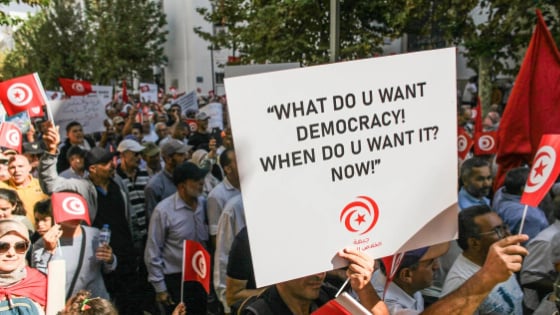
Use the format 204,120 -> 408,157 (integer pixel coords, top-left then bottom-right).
478,55 -> 492,117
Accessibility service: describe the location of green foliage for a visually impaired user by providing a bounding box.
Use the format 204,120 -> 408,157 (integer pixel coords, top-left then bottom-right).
2,0 -> 167,88
0,0 -> 49,26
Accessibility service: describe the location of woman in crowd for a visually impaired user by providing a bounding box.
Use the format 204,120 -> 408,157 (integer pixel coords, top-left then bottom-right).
0,219 -> 47,314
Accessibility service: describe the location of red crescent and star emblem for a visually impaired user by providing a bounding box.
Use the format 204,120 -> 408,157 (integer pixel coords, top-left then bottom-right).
339,196 -> 379,235
525,146 -> 556,193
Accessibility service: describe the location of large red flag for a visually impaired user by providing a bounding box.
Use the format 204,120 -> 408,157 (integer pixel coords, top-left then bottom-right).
121,80 -> 129,103
494,10 -> 560,189
183,240 -> 210,294
51,192 -> 91,225
58,78 -> 93,96
0,122 -> 22,153
0,73 -> 46,117
520,134 -> 560,207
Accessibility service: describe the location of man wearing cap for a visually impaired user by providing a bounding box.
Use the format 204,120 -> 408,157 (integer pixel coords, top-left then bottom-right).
116,139 -> 150,251
141,142 -> 162,177
23,142 -> 44,178
188,111 -> 211,151
145,161 -> 209,314
373,243 -> 449,314
441,205 -> 523,314
60,146 -> 88,179
0,155 -> 48,226
39,121 -> 143,314
144,139 -> 191,220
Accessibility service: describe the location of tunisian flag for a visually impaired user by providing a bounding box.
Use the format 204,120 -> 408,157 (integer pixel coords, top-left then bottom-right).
520,135 -> 560,207
58,78 -> 92,96
51,192 -> 91,225
183,240 -> 210,294
0,122 -> 22,153
473,97 -> 498,155
494,10 -> 560,189
458,127 -> 473,160
312,292 -> 371,314
0,73 -> 46,117
121,80 -> 129,103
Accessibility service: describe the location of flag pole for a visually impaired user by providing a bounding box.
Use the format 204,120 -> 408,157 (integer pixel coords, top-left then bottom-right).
181,241 -> 185,304
335,278 -> 349,298
33,73 -> 55,124
518,204 -> 529,235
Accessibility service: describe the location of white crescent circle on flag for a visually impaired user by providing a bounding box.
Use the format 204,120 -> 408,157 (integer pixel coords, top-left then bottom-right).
7,83 -> 33,107
72,82 -> 85,93
457,135 -> 468,152
62,196 -> 86,215
525,146 -> 556,193
478,135 -> 495,151
6,130 -> 20,146
191,250 -> 207,279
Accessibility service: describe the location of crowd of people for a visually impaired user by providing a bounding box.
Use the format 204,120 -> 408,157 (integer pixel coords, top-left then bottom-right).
0,85 -> 557,315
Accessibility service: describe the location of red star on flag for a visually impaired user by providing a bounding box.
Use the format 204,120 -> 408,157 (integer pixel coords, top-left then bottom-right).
533,160 -> 546,177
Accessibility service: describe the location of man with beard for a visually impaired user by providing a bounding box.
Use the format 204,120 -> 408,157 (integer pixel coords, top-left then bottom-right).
458,157 -> 493,210
145,161 -> 209,314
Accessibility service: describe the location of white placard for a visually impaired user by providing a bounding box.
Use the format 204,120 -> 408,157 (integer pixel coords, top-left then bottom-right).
50,85 -> 112,139
46,259 -> 66,315
173,90 -> 198,115
199,102 -> 224,131
139,82 -> 158,103
225,48 -> 459,287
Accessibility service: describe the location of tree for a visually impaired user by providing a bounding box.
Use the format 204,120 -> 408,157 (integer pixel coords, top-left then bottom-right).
85,0 -> 168,84
0,0 -> 49,26
195,0 -> 405,66
2,0 -> 168,88
462,1 -> 560,112
2,0 -> 89,87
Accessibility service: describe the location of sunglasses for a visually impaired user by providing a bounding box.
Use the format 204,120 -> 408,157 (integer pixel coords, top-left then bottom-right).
0,241 -> 29,254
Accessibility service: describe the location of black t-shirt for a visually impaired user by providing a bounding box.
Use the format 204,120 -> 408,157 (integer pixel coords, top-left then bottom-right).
93,180 -> 136,258
243,284 -> 336,315
227,227 -> 255,289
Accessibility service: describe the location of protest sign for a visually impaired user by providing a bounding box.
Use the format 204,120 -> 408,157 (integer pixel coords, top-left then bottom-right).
50,85 -> 112,139
225,48 -> 459,287
173,90 -> 198,115
199,102 -> 224,131
139,82 -> 158,102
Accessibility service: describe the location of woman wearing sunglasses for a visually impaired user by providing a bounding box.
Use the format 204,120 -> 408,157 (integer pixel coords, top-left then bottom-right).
0,219 -> 47,314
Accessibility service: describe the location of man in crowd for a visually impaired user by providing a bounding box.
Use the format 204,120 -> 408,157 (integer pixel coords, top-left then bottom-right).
521,205 -> 560,312
39,121 -> 143,314
57,121 -> 96,172
441,205 -> 523,314
207,149 -> 241,247
59,146 -> 88,179
144,139 -> 191,220
189,112 -> 211,151
458,157 -> 493,210
145,161 -> 209,315
0,154 -> 48,225
141,142 -> 162,177
492,167 -> 549,239
372,243 -> 448,313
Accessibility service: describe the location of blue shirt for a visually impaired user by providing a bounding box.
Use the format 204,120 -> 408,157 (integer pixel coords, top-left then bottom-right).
458,187 -> 490,210
144,193 -> 208,293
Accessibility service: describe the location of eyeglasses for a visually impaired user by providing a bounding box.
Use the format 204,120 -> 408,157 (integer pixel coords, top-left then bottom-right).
478,224 -> 510,239
0,241 -> 29,254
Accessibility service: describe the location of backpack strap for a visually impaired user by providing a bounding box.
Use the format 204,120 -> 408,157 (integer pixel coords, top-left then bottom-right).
244,298 -> 273,315
66,225 -> 86,301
